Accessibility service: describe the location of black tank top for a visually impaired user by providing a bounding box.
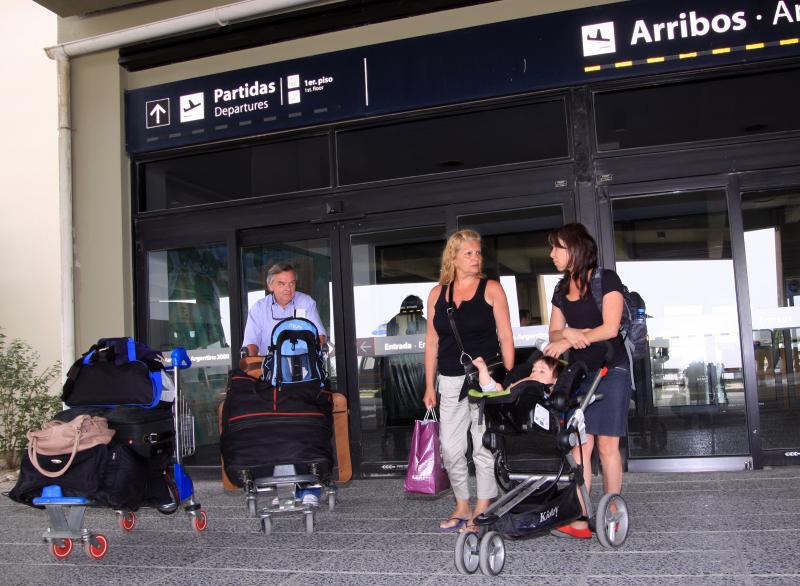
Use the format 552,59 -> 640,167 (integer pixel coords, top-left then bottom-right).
433,279 -> 501,376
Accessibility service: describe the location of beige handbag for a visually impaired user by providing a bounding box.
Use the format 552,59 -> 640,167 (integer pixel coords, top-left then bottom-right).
27,415 -> 115,478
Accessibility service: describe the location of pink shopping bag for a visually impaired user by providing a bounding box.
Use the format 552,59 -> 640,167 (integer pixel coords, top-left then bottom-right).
404,408 -> 450,495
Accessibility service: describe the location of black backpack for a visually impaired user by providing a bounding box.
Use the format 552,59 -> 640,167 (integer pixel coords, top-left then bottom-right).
554,268 -> 649,360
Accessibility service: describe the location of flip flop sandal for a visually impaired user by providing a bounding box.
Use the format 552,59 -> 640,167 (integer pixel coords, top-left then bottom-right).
437,517 -> 467,532
458,522 -> 480,534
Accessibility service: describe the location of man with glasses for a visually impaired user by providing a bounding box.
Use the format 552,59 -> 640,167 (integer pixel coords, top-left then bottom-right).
243,262 -> 327,356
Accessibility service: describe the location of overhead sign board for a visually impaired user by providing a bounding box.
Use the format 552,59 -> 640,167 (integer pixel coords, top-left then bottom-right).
125,0 -> 800,154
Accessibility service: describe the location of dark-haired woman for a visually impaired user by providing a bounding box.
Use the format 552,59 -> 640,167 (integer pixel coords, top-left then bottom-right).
543,222 -> 632,539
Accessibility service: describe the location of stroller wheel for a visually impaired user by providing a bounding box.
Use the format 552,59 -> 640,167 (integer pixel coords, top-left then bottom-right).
479,531 -> 506,576
596,493 -> 629,548
261,516 -> 273,535
328,491 -> 336,512
454,531 -> 480,574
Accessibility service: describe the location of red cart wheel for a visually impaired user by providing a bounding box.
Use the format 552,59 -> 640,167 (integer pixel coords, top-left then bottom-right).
192,510 -> 208,532
50,538 -> 73,559
84,534 -> 108,560
117,511 -> 137,532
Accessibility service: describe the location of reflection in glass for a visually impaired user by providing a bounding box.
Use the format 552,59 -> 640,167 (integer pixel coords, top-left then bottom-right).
742,188 -> 800,450
612,190 -> 748,458
240,238 -> 333,387
351,226 -> 446,465
147,244 -> 230,466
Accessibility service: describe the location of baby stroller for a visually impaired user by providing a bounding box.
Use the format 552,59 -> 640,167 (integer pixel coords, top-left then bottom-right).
221,317 -> 337,534
454,343 -> 630,576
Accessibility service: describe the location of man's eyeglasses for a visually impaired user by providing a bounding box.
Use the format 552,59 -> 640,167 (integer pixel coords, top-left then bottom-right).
271,298 -> 296,320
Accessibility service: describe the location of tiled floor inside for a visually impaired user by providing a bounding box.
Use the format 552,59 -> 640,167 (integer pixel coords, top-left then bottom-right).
2,466 -> 800,585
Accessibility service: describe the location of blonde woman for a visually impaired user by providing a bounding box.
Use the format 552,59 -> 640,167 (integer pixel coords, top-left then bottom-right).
423,229 -> 514,533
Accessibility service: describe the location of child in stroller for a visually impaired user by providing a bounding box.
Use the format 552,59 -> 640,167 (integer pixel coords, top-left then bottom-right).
454,344 -> 630,576
471,353 -> 563,393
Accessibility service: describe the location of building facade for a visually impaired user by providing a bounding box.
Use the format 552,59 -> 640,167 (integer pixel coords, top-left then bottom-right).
46,0 -> 800,476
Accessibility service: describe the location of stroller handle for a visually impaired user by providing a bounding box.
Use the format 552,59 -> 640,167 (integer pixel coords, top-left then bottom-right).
576,340 -> 613,412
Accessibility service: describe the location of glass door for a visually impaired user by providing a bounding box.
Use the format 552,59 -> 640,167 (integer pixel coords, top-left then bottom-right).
739,184 -> 800,464
239,224 -> 338,391
457,204 -> 569,468
606,187 -> 750,465
343,219 -> 448,474
146,243 -> 231,467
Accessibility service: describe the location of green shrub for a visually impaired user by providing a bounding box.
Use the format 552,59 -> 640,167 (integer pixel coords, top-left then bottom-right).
0,329 -> 62,468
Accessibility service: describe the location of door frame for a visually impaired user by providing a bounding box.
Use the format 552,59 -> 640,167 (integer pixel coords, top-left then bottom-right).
598,174 -> 757,472
736,166 -> 800,467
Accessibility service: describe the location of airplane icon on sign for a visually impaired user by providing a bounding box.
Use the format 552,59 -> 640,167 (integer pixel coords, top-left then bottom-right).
183,99 -> 201,113
179,92 -> 205,122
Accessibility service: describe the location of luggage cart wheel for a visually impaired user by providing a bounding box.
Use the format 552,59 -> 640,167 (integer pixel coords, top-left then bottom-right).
454,531 -> 480,574
479,531 -> 506,576
192,510 -> 208,532
328,492 -> 336,512
117,511 -> 137,532
304,510 -> 314,534
84,534 -> 108,560
596,493 -> 629,548
261,516 -> 272,535
50,538 -> 73,560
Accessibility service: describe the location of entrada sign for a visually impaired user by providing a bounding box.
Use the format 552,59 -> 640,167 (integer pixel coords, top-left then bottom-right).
125,0 -> 800,154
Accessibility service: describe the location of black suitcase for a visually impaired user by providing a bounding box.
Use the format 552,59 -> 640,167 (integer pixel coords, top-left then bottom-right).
55,406 -> 175,459
104,406 -> 175,459
220,371 -> 333,486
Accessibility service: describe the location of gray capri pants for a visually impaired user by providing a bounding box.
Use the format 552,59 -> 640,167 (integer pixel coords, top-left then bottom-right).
437,373 -> 498,501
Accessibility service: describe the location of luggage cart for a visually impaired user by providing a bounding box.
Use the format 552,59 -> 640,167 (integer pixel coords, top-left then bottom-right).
140,347 -> 208,532
30,346 -> 207,560
243,465 -> 336,535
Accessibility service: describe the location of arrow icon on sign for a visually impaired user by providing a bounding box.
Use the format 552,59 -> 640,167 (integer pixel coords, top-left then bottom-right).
150,103 -> 167,124
356,338 -> 374,355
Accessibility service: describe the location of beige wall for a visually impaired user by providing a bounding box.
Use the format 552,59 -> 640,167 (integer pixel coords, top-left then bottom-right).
62,0 -> 620,352
70,51 -> 132,351
0,1 -> 60,373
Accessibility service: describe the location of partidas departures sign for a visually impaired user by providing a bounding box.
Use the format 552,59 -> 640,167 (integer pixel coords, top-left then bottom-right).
126,0 -> 800,154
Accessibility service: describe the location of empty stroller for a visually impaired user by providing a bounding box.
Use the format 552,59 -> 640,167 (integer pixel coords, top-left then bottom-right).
454,344 -> 630,576
220,317 -> 337,534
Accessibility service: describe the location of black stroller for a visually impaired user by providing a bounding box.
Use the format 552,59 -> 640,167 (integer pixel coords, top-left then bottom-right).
454,344 -> 630,576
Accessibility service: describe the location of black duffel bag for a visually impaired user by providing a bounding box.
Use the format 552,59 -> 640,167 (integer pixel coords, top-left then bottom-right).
8,444 -> 109,509
62,337 -> 167,409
